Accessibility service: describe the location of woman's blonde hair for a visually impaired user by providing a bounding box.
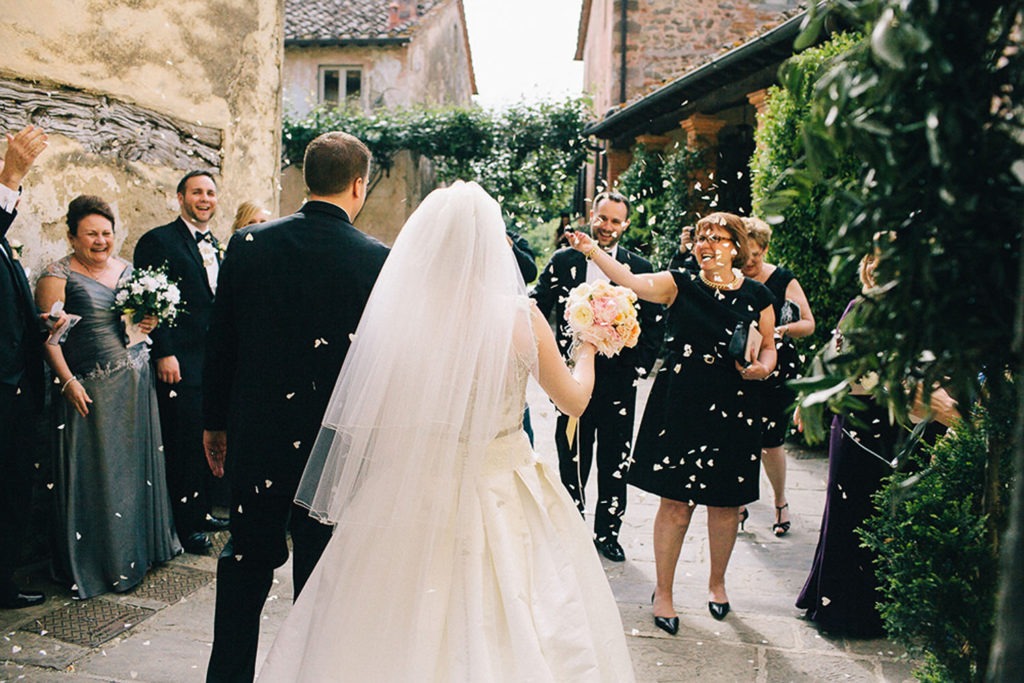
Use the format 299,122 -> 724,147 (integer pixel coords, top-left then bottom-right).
232,201 -> 270,232
695,212 -> 750,267
742,216 -> 772,250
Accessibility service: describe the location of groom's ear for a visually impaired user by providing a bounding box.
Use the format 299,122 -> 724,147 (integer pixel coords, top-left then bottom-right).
352,176 -> 366,201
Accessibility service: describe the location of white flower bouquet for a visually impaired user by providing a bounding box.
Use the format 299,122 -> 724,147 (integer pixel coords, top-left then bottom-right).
564,280 -> 641,358
113,265 -> 184,344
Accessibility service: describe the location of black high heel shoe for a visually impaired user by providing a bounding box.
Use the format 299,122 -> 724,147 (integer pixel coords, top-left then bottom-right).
773,503 -> 791,537
738,507 -> 749,531
651,592 -> 679,635
708,601 -> 730,620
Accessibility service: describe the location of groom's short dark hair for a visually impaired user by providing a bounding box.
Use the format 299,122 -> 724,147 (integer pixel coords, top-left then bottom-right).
304,132 -> 371,196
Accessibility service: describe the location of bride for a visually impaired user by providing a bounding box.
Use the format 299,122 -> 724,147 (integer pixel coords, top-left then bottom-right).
256,181 -> 635,681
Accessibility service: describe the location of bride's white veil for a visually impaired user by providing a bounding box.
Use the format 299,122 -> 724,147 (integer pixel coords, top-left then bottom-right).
298,180 -> 529,524
290,182 -> 533,675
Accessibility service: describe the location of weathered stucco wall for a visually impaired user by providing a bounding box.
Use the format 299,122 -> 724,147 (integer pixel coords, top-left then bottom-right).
0,0 -> 283,278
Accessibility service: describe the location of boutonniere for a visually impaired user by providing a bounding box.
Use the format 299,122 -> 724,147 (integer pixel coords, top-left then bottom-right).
9,239 -> 23,261
216,241 -> 226,259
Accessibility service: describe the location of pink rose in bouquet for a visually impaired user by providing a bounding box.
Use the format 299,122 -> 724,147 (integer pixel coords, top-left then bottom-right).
564,281 -> 641,358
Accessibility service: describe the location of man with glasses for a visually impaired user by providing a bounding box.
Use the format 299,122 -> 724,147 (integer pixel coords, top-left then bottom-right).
532,191 -> 662,562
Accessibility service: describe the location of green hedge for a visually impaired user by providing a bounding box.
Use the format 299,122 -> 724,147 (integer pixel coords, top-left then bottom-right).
749,32 -> 864,349
861,399 -> 1014,682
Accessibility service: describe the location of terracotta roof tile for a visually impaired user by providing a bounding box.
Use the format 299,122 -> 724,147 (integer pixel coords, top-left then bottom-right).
285,0 -> 444,41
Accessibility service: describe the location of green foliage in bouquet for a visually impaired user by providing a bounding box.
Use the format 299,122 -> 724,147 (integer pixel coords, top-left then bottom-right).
860,399 -> 1015,682
113,264 -> 183,326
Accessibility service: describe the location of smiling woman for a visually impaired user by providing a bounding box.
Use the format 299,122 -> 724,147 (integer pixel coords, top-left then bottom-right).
568,211 -> 776,630
34,195 -> 181,600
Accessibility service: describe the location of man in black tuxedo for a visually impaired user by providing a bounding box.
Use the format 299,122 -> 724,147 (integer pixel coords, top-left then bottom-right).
202,131 -> 388,682
0,125 -> 57,609
135,170 -> 229,555
532,191 -> 663,563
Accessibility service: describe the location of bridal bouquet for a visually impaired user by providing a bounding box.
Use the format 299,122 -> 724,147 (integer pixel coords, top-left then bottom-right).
113,265 -> 183,344
564,281 -> 641,358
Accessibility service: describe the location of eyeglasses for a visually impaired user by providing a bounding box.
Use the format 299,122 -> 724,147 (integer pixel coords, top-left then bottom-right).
695,234 -> 732,244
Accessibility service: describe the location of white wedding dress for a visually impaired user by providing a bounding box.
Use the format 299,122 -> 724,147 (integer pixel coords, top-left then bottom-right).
257,341 -> 635,682
256,181 -> 634,682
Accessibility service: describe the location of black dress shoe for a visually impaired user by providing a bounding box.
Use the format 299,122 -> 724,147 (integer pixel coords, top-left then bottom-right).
182,531 -> 213,554
650,592 -> 679,635
708,601 -> 731,620
594,538 -> 626,562
0,590 -> 45,609
654,615 -> 680,635
203,515 -> 230,532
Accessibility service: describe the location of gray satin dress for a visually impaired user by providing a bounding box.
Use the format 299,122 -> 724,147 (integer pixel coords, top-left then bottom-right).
45,257 -> 181,599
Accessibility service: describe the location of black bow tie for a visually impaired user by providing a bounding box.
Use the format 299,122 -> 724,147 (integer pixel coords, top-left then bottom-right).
195,231 -> 213,244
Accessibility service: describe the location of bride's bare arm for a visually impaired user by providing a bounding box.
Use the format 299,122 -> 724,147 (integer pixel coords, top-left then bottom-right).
566,231 -> 678,306
531,303 -> 595,417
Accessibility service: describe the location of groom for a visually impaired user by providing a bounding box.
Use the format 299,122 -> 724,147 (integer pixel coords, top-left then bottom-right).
202,131 -> 389,682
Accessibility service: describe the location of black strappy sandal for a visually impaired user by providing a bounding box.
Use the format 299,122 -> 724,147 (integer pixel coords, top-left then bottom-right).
773,503 -> 790,537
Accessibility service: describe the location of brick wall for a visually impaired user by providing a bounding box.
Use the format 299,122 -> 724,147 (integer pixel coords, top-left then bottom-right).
626,0 -> 800,99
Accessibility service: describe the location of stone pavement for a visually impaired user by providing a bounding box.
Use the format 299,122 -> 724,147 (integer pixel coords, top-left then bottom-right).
1,373 -> 920,682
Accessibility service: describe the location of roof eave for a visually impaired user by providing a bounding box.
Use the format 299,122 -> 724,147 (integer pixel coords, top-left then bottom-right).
583,10 -> 807,140
285,37 -> 412,47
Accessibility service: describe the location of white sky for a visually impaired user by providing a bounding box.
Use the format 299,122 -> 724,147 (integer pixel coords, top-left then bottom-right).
461,0 -> 584,109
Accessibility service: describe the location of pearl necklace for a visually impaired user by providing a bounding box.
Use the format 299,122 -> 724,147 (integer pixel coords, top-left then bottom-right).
699,270 -> 741,291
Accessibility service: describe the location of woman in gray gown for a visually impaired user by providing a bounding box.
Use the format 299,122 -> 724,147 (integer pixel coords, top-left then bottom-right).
36,195 -> 180,599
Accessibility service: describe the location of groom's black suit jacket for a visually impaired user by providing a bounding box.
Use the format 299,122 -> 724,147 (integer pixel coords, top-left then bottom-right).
134,217 -> 220,387
1,206 -> 43,403
203,201 -> 389,493
532,246 -> 663,389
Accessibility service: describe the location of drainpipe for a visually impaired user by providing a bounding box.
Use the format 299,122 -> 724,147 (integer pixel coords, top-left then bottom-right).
619,0 -> 628,104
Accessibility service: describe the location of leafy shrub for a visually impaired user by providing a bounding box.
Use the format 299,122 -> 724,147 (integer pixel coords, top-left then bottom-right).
749,31 -> 864,351
861,400 -> 1014,682
615,142 -> 710,268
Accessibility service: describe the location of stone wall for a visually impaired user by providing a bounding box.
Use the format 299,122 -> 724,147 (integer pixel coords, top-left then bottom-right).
581,0 -> 799,117
0,0 -> 283,278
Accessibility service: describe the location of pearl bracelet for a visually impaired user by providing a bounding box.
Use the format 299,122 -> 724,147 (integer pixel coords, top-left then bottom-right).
60,376 -> 79,395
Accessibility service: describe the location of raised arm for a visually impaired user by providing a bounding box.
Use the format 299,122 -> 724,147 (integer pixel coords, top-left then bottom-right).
530,303 -> 594,417
566,231 -> 678,305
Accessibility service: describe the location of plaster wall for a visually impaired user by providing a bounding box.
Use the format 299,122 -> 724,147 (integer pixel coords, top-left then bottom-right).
0,0 -> 283,277
283,0 -> 473,117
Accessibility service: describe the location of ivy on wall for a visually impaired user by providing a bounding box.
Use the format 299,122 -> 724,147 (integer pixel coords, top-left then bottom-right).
281,98 -> 590,233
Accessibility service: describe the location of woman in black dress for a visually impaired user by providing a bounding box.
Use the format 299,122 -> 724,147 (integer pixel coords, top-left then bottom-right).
739,218 -> 816,536
568,212 -> 776,633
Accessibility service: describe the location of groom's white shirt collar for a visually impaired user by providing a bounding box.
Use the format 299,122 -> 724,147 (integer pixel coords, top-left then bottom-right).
586,244 -> 618,284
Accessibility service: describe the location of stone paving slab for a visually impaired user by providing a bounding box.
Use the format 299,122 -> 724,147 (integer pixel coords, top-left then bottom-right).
0,373 -> 922,682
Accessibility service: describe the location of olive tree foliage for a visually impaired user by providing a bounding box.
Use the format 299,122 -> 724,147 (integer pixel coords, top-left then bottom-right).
780,0 -> 1022,432
776,1 -> 1022,680
281,99 -> 590,231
